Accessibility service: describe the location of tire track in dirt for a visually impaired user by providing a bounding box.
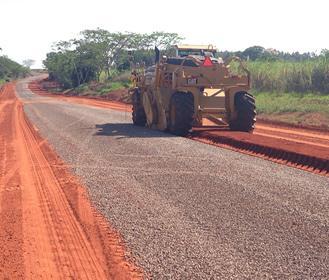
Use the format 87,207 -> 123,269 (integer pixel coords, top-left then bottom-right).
0,97 -> 24,279
255,123 -> 329,148
0,83 -> 143,279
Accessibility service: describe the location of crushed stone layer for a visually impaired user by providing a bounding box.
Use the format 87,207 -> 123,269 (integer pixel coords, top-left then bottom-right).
17,77 -> 329,279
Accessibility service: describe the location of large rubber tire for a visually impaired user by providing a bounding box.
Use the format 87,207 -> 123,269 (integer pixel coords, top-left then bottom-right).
132,89 -> 146,126
169,92 -> 194,136
229,92 -> 256,132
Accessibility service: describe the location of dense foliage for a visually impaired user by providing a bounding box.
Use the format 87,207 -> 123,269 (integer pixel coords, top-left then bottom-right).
0,55 -> 28,83
43,29 -> 182,88
221,47 -> 329,94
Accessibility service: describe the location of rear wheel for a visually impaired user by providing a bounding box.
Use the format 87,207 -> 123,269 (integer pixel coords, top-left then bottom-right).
229,92 -> 256,132
132,89 -> 146,126
169,92 -> 194,136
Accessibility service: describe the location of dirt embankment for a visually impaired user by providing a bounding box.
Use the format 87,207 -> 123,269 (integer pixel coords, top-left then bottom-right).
29,80 -> 132,112
39,79 -> 132,104
192,124 -> 329,176
0,83 -> 142,279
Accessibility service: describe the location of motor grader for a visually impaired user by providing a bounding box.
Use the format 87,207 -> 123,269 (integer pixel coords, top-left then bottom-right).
130,45 -> 256,136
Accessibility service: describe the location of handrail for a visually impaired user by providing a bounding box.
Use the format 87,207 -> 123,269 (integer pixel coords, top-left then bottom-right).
225,56 -> 251,87
172,55 -> 202,81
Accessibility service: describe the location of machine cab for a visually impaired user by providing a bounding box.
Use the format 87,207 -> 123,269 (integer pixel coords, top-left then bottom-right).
173,44 -> 217,58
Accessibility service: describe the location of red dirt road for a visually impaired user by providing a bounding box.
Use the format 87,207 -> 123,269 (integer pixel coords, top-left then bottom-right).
0,83 -> 142,279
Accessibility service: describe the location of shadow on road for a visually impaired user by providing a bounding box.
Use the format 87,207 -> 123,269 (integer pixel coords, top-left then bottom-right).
94,123 -> 176,139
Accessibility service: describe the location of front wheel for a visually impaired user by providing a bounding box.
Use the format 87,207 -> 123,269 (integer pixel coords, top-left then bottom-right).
169,92 -> 194,136
229,92 -> 256,132
132,89 -> 146,126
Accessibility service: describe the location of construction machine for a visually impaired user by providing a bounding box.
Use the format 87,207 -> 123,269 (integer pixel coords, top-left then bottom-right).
130,44 -> 256,136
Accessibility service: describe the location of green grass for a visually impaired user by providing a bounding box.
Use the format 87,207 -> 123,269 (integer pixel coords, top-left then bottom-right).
253,92 -> 329,115
253,92 -> 329,128
72,80 -> 129,96
108,81 -> 127,91
97,82 -> 128,95
91,70 -> 131,95
75,83 -> 89,93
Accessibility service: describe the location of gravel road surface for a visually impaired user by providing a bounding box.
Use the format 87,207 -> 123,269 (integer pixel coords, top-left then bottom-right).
16,78 -> 329,279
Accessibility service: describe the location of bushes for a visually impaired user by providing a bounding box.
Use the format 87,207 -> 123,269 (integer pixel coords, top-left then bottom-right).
99,82 -> 127,94
44,50 -> 98,89
0,56 -> 28,81
311,60 -> 329,93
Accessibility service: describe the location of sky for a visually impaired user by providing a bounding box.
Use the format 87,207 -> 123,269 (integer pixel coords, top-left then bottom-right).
0,0 -> 328,68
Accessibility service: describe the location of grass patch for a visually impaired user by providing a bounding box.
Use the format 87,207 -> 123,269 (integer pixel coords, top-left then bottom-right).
75,83 -> 89,93
71,80 -> 129,96
97,81 -> 129,95
253,92 -> 329,115
253,92 -> 329,128
108,81 -> 128,91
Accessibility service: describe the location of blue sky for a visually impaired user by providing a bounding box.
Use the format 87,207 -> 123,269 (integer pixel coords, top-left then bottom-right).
1,0 -> 328,68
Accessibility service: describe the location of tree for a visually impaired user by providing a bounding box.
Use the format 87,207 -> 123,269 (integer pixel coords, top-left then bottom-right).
78,29 -> 182,77
43,47 -> 98,88
43,29 -> 183,87
0,55 -> 28,80
22,59 -> 35,69
145,31 -> 182,50
80,29 -> 136,78
242,46 -> 266,60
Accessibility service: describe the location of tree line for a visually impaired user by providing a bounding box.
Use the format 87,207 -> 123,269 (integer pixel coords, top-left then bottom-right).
43,30 -> 329,94
43,29 -> 182,88
218,45 -> 319,61
0,52 -> 28,82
